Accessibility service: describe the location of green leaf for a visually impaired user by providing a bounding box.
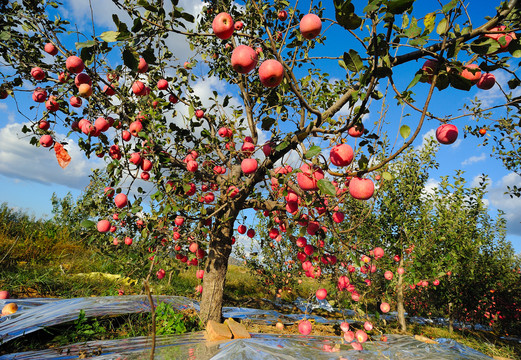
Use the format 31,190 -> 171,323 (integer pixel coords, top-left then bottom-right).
508,39 -> 521,58
436,18 -> 449,35
404,18 -> 421,38
305,146 -> 322,159
261,117 -> 276,131
275,141 -> 290,151
406,71 -> 422,90
400,125 -> 411,139
123,49 -> 139,71
343,50 -> 364,73
81,219 -> 96,228
99,31 -> 120,42
442,0 -> 458,14
317,179 -> 336,196
448,73 -> 472,91
470,37 -> 500,55
387,0 -> 414,14
75,40 -> 96,50
382,171 -> 393,180
358,155 -> 369,170
0,32 -> 11,41
334,0 -> 362,30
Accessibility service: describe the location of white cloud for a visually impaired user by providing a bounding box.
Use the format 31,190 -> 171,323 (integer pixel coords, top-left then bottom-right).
462,153 -> 486,166
488,172 -> 521,236
423,177 -> 439,196
416,128 -> 436,151
0,122 -> 102,189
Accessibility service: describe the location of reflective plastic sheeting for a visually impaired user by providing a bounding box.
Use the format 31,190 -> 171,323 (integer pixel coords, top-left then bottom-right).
0,296 -> 496,359
0,333 -> 495,360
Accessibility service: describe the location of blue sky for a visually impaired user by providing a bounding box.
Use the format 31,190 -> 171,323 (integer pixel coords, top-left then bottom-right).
1,0 -> 520,252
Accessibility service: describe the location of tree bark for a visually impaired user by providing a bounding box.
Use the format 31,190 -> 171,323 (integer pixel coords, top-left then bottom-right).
448,302 -> 454,333
397,271 -> 407,333
199,208 -> 237,324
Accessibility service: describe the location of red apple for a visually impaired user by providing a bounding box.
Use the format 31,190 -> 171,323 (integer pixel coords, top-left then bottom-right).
74,73 -> 92,87
66,56 -> 84,73
237,224 -> 246,234
355,330 -> 367,343
316,288 -> 327,300
78,83 -> 92,97
195,109 -> 204,118
298,320 -> 312,335
212,12 -> 234,40
32,88 -> 47,102
373,247 -> 384,260
45,96 -> 59,112
397,267 -> 405,275
348,123 -> 364,137
384,270 -> 393,280
484,26 -> 517,51
380,302 -> 390,313
349,177 -> 374,200
259,59 -> 284,87
156,269 -> 166,279
97,219 -> 111,233
477,73 -> 495,90
196,269 -> 204,279
461,64 -> 481,84
344,331 -> 355,342
436,123 -> 458,144
44,42 -> 58,55
330,144 -> 354,166
70,96 -> 82,107
121,130 -> 131,141
297,163 -> 324,191
0,291 -> 10,299
141,159 -> 152,171
129,121 -> 143,137
276,322 -> 284,330
38,120 -> 50,130
124,236 -> 133,245
95,117 -> 110,132
247,228 -> 255,238
115,193 -> 128,208
169,94 -> 178,103
299,14 -> 322,40
31,67 -> 46,81
39,134 -> 53,147
1,303 -> 18,317
231,45 -> 258,74
132,80 -> 146,96
296,237 -> 307,247
137,57 -> 148,73
278,10 -> 288,21
234,21 -> 244,31
157,79 -> 168,90
332,211 -> 344,223
241,158 -> 258,174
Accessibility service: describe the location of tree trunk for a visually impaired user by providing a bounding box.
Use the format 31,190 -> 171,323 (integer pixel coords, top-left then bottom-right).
397,271 -> 407,333
448,302 -> 454,333
199,209 -> 237,324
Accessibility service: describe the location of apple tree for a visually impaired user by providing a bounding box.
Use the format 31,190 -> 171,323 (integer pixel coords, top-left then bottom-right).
1,0 -> 521,327
405,173 -> 521,333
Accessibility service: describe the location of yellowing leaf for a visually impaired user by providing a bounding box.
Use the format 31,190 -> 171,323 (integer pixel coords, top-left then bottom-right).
424,12 -> 435,33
